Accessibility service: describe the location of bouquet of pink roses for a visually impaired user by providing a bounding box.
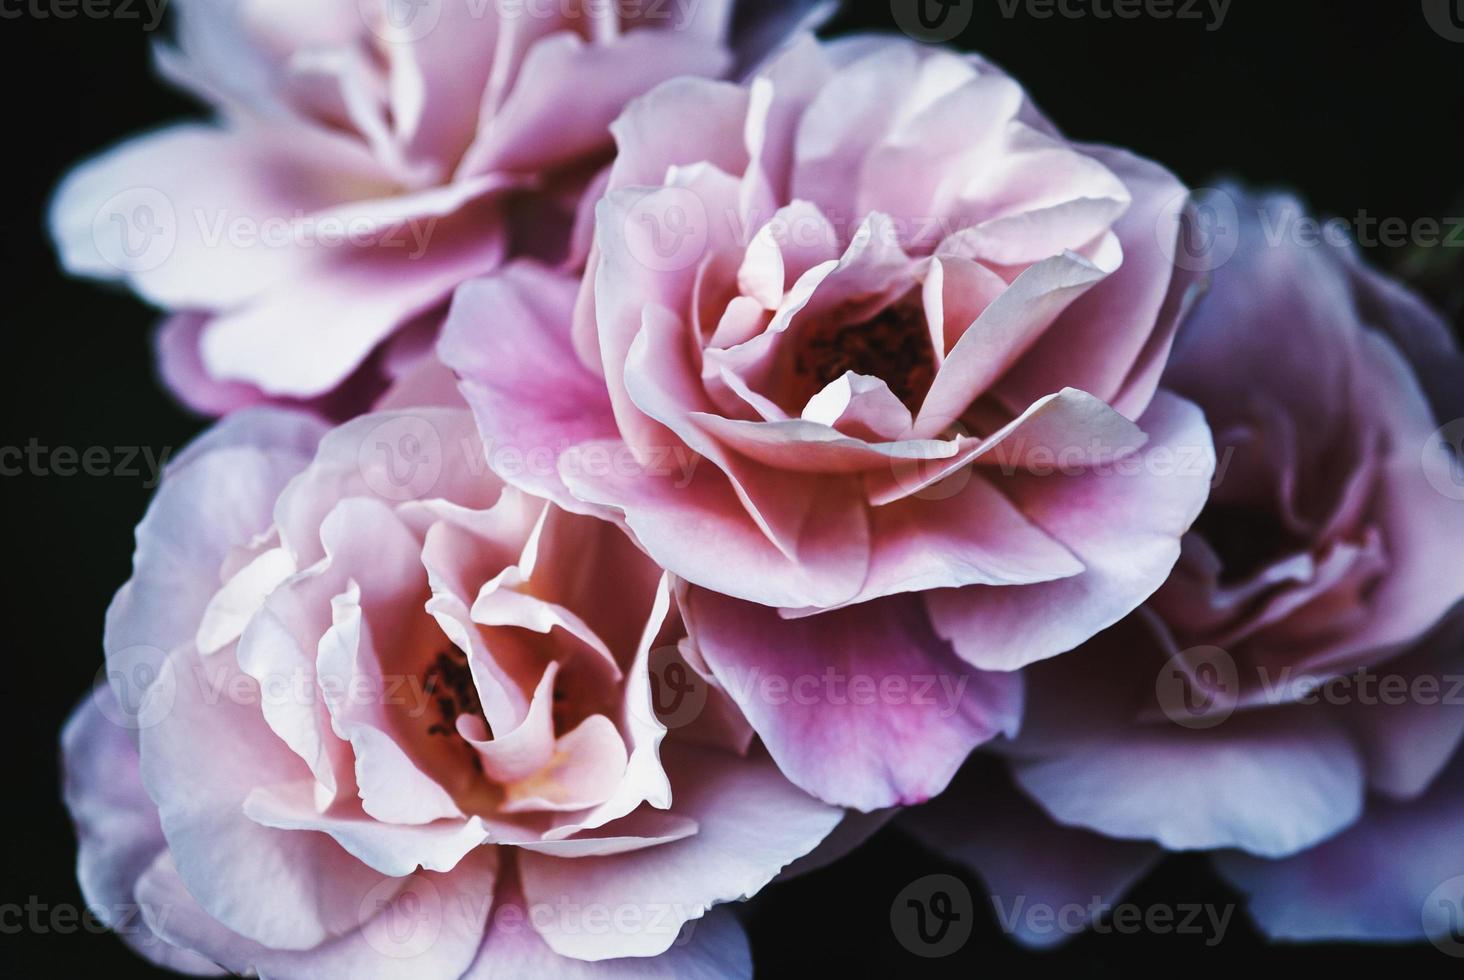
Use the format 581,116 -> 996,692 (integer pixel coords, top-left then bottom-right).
51,1 -> 1464,975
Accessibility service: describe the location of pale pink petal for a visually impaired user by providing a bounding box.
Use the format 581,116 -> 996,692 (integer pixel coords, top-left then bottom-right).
914,253 -> 1109,437
520,505 -> 664,662
938,134 -> 1130,265
604,77 -> 750,190
461,31 -> 730,176
420,511 -> 541,735
374,337 -> 464,410
866,386 -> 1149,506
921,255 -> 1009,362
386,0 -> 502,174
926,392 -> 1214,671
61,688 -> 227,975
466,879 -> 751,979
318,579 -> 466,825
136,848 -> 497,980
195,546 -> 295,654
624,302 -> 847,564
235,582 -> 350,804
805,473 -> 1084,611
541,576 -> 678,841
683,589 -> 1022,810
689,412 -> 955,475
273,408 -> 494,566
502,714 -> 629,814
140,648 -> 391,951
243,780 -> 488,877
439,263 -> 622,513
856,72 -> 1029,239
155,314 -> 274,416
472,577 -> 621,682
591,170 -> 750,456
801,372 -> 912,442
989,147 -> 1188,419
791,43 -> 923,218
105,411 -> 324,727
1214,752 -> 1464,943
518,744 -> 840,959
518,809 -> 699,859
560,440 -> 870,610
198,197 -> 506,397
1013,709 -> 1366,859
49,123 -> 368,308
737,200 -> 842,309
458,662 -> 558,785
739,34 -> 833,202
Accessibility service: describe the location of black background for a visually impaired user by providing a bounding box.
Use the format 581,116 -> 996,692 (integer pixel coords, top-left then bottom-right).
3,0 -> 1462,975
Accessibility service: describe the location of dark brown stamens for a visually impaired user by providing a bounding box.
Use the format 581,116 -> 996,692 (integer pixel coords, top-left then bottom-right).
794,303 -> 936,412
423,647 -> 483,737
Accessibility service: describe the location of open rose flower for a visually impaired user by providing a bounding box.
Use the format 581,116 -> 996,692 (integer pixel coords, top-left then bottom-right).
49,0 -> 820,415
905,190 -> 1464,947
441,35 -> 1214,810
61,401 -> 844,977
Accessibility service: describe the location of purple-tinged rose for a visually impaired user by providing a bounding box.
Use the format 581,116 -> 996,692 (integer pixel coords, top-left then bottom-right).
906,189 -> 1464,948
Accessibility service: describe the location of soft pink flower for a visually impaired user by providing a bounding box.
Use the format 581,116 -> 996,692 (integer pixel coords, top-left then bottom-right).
441,35 -> 1214,810
62,398 -> 843,977
906,190 -> 1464,947
50,0 -> 820,414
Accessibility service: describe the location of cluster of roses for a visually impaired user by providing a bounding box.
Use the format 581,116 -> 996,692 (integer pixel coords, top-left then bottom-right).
54,2 -> 1464,975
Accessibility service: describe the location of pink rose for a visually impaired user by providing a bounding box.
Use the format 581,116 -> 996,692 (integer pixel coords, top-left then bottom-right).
62,400 -> 843,977
441,35 -> 1214,810
906,190 -> 1464,947
49,0 -> 820,415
